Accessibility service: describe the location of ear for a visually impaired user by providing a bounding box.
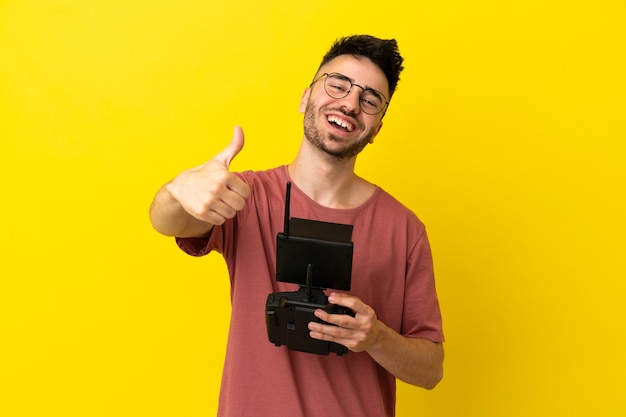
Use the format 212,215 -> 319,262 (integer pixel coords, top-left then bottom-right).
369,121 -> 383,144
299,88 -> 311,114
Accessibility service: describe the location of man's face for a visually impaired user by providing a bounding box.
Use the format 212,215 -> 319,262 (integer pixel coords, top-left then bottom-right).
299,55 -> 389,160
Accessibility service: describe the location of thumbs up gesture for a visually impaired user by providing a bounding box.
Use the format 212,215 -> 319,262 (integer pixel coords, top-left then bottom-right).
166,126 -> 251,226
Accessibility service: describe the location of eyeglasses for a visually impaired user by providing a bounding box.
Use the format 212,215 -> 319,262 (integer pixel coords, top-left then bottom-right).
310,72 -> 390,115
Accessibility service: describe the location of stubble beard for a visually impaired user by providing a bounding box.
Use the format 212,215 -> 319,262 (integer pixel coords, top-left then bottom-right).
303,102 -> 377,160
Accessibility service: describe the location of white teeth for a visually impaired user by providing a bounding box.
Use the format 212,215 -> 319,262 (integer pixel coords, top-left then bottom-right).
327,115 -> 354,132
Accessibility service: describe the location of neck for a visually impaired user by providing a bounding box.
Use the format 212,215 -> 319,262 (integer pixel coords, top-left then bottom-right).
288,137 -> 374,209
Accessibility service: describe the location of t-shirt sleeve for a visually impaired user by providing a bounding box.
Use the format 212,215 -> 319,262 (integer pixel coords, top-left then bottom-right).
175,224 -> 226,257
402,227 -> 445,343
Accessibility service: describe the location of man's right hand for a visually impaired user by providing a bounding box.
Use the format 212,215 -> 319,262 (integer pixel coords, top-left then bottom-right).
165,126 -> 251,227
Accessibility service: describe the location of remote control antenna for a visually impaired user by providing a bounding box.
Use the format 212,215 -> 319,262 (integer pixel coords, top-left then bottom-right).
304,263 -> 314,302
283,181 -> 291,237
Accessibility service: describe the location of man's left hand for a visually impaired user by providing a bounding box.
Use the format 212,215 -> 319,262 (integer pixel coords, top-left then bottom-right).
308,292 -> 380,352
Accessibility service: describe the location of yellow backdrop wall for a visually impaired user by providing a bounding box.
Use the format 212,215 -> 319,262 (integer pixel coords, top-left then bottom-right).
1,1 -> 625,416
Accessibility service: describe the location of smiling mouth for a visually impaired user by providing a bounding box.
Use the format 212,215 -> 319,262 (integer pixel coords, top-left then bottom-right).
327,115 -> 355,132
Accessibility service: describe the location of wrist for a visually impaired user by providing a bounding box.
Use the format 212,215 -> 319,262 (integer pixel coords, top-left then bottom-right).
367,319 -> 390,353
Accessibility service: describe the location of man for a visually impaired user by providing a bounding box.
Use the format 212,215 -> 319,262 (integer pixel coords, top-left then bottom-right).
150,35 -> 444,417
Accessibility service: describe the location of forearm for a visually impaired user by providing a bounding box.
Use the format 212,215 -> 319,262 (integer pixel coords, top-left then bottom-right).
366,321 -> 444,389
149,183 -> 214,238
310,293 -> 444,389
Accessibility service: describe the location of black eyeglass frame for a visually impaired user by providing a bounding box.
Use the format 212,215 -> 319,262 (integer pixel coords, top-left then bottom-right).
310,72 -> 390,115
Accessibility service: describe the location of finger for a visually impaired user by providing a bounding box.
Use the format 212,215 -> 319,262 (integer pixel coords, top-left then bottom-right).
206,208 -> 234,225
308,321 -> 348,339
212,126 -> 245,167
314,308 -> 356,328
328,292 -> 368,315
221,172 -> 251,201
219,182 -> 250,209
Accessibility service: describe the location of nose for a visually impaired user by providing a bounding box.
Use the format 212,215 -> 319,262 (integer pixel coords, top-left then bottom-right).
337,87 -> 363,114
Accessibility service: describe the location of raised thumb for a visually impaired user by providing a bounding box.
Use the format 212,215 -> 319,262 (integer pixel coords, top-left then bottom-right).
213,126 -> 245,167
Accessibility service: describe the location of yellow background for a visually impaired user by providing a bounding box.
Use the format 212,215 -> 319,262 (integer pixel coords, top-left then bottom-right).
1,1 -> 625,416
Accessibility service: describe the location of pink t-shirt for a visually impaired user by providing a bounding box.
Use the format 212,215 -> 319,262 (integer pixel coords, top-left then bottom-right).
177,165 -> 444,417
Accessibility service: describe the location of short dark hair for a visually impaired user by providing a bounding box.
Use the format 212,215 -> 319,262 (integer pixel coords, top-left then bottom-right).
318,35 -> 405,99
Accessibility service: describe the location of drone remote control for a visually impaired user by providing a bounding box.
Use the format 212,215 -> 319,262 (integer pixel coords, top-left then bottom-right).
265,182 -> 355,355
